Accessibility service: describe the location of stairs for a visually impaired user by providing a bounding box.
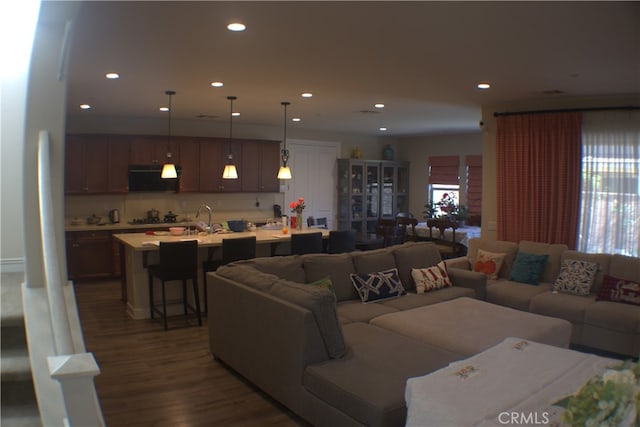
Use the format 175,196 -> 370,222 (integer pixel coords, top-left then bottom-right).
1,272 -> 41,427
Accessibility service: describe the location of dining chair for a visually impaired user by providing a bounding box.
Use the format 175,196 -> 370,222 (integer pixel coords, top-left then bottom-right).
426,218 -> 464,259
290,232 -> 323,255
147,240 -> 201,330
396,216 -> 418,242
375,218 -> 405,247
202,236 -> 257,313
315,217 -> 328,229
327,230 -> 356,254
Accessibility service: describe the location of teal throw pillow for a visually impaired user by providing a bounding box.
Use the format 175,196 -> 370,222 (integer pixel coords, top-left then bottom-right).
509,252 -> 549,285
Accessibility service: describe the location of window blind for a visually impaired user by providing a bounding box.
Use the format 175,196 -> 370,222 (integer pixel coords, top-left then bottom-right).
465,155 -> 482,215
428,156 -> 459,185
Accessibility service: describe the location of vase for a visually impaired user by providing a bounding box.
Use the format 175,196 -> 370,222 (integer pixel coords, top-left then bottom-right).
296,213 -> 303,231
383,144 -> 394,160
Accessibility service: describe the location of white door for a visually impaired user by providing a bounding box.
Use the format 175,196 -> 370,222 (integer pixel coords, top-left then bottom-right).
284,140 -> 340,229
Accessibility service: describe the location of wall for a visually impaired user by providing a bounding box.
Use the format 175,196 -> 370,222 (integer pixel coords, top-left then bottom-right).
480,94 -> 640,240
396,132 -> 483,220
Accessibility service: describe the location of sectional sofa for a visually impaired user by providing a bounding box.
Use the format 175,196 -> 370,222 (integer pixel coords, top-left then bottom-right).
447,238 -> 640,357
207,241 -> 581,426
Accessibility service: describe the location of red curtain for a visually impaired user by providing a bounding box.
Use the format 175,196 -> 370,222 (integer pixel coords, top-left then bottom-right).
465,155 -> 482,216
496,112 -> 582,247
429,156 -> 459,185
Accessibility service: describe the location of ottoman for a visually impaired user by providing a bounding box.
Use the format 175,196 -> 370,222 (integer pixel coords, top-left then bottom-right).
370,297 -> 571,356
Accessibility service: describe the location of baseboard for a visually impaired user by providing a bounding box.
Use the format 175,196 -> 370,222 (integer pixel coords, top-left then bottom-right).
1,258 -> 25,273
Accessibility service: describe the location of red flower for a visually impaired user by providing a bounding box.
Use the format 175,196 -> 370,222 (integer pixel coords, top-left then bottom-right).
289,201 -> 298,209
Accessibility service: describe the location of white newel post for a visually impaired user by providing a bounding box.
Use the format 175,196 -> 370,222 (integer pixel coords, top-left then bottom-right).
48,353 -> 105,427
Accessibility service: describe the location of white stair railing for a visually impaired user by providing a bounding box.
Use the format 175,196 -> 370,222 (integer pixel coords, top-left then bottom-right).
25,130 -> 106,426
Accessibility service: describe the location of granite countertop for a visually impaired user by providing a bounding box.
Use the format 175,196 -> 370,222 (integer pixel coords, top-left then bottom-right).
65,221 -> 197,232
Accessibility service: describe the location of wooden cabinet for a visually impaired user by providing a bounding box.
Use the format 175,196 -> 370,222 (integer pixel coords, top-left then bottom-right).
129,135 -> 176,165
199,141 -> 242,192
107,136 -> 130,193
65,134 -> 110,194
337,159 -> 410,234
176,138 -> 200,192
241,141 -> 280,192
66,231 -> 114,280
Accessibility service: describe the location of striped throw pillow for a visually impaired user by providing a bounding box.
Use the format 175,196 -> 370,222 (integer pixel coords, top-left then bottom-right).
411,261 -> 452,293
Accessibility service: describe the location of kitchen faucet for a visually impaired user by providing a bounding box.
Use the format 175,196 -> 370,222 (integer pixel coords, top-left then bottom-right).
196,204 -> 213,234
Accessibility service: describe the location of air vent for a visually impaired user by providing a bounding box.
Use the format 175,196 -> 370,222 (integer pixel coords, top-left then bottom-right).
358,110 -> 380,114
196,114 -> 218,119
541,89 -> 565,95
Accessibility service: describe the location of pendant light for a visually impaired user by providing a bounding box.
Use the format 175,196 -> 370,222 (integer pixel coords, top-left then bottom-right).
222,95 -> 239,179
277,101 -> 292,180
161,90 -> 178,179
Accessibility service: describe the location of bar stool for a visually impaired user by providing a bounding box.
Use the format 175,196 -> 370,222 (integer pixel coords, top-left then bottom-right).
202,236 -> 256,313
327,230 -> 356,254
147,240 -> 201,330
291,232 -> 323,255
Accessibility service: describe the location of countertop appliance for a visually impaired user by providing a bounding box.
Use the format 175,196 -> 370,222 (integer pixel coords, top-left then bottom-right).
128,165 -> 181,192
108,209 -> 120,223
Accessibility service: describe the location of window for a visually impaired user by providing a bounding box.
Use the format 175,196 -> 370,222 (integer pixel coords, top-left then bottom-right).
578,111 -> 640,257
430,183 -> 460,216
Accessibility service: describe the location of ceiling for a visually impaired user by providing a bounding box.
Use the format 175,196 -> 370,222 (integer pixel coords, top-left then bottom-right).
61,1 -> 640,137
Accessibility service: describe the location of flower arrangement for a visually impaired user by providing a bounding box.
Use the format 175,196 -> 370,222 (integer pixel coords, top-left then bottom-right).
555,360 -> 639,427
289,197 -> 305,230
430,193 -> 468,220
289,197 -> 306,214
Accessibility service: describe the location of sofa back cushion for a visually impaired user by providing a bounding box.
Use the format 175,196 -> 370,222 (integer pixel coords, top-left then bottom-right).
214,265 -> 279,292
467,239 -> 518,279
561,250 -> 611,293
609,254 -> 640,283
518,241 -> 568,283
392,242 -> 442,292
270,279 -> 347,359
352,247 -> 397,275
303,253 -> 358,302
235,255 -> 306,283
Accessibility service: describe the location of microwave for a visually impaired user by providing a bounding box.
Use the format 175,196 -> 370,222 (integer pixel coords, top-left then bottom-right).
128,165 -> 181,192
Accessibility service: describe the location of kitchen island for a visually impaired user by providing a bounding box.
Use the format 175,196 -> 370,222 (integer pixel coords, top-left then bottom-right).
114,228 -> 330,319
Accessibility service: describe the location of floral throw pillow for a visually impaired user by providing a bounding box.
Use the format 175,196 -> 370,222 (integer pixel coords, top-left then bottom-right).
350,268 -> 406,303
596,275 -> 640,306
553,259 -> 598,296
411,261 -> 453,294
472,249 -> 506,280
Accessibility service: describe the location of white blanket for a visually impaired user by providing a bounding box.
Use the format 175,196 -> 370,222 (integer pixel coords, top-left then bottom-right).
405,337 -> 617,427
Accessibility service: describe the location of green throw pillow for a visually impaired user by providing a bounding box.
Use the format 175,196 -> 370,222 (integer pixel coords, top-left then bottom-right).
509,252 -> 548,285
310,276 -> 336,294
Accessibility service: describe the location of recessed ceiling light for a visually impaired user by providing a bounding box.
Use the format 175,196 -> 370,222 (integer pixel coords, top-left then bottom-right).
374,103 -> 385,109
301,92 -> 313,98
379,127 -> 388,131
210,81 -> 224,88
227,22 -> 246,32
477,82 -> 491,90
105,72 -> 119,79
159,107 -> 169,112
292,117 -> 301,122
80,104 -> 92,110
232,112 -> 240,117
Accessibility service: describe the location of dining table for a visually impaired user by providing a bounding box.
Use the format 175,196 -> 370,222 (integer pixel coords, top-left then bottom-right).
113,227 -> 330,319
410,223 -> 481,248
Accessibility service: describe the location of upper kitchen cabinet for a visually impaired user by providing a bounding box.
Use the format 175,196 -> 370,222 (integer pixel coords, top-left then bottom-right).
176,137 -> 200,192
129,135 -> 177,165
199,140 -> 242,192
241,140 -> 280,192
65,134 -> 130,194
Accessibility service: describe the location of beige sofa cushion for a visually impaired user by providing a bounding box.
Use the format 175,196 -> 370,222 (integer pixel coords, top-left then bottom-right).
214,265 -> 279,292
302,253 -> 357,302
518,241 -> 568,283
237,255 -> 306,283
530,292 -> 597,324
271,279 -> 346,358
337,300 -> 398,323
610,254 -> 640,282
467,239 -> 518,279
486,281 -> 552,311
352,247 -> 397,275
584,301 -> 640,334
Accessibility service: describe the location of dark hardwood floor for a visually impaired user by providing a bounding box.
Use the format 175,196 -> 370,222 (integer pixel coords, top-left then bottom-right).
74,279 -> 306,427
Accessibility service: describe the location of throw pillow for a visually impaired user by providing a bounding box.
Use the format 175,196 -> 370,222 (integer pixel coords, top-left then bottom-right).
411,261 -> 453,294
509,252 -> 549,285
309,276 -> 336,295
596,275 -> 640,306
553,259 -> 598,296
350,268 -> 406,303
473,249 -> 506,280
